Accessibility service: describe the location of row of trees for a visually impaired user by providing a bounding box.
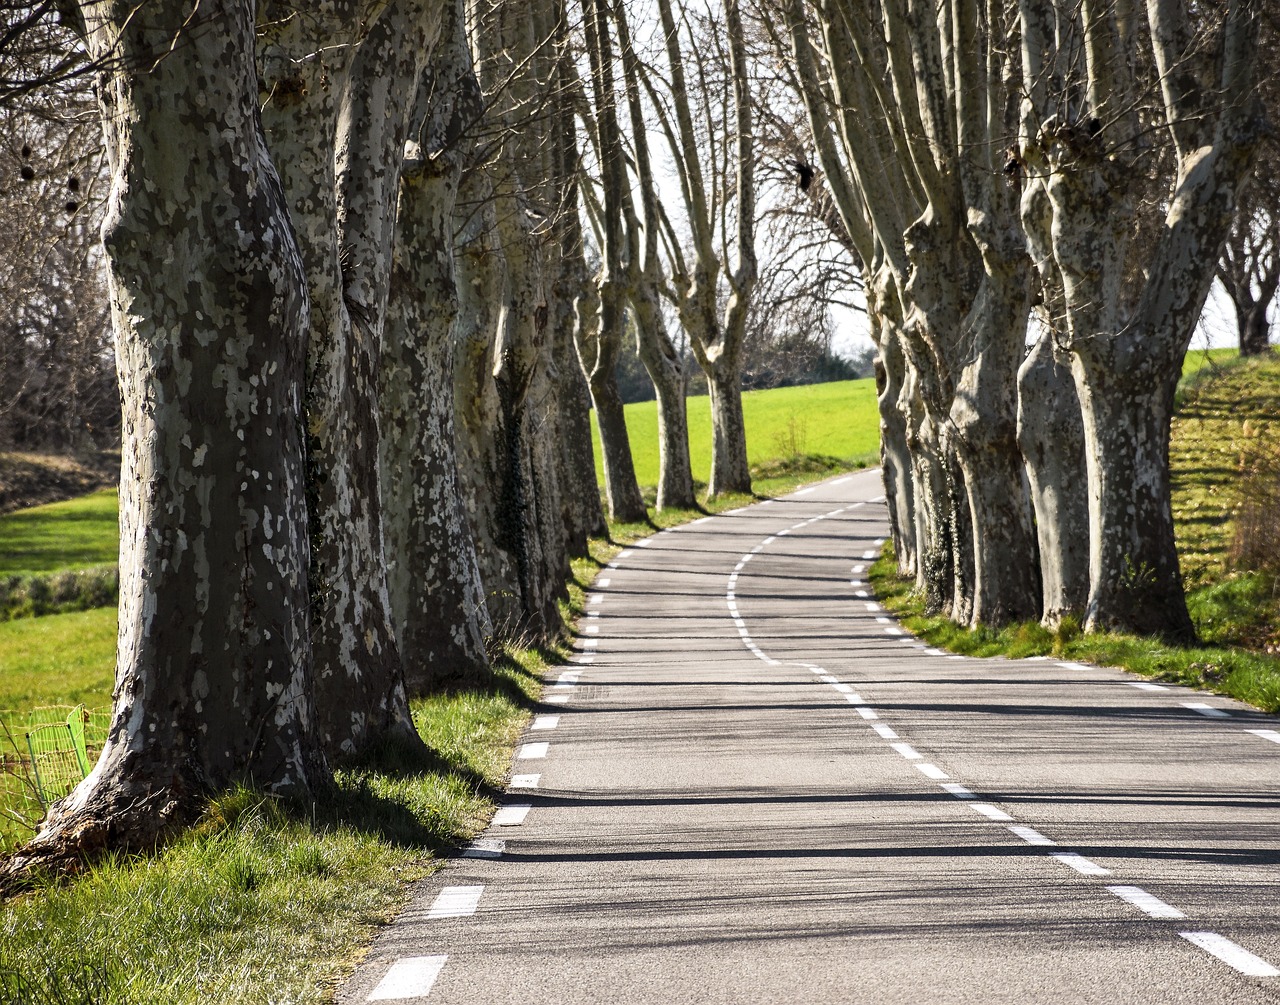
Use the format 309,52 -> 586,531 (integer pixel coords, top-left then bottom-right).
0,0 -> 1273,879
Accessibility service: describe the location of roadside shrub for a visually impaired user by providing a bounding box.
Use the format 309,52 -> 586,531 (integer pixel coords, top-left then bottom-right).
0,567 -> 118,621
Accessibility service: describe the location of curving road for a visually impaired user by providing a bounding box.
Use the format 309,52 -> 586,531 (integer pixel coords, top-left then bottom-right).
339,469 -> 1280,1004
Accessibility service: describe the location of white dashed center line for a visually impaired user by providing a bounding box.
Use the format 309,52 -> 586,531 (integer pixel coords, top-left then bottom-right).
941,782 -> 975,799
1008,825 -> 1056,846
890,742 -> 922,760
853,706 -> 878,720
1129,681 -> 1167,691
871,723 -> 899,740
970,803 -> 1013,822
1247,729 -> 1280,744
1106,885 -> 1185,919
1179,932 -> 1280,977
1052,852 -> 1110,876
915,763 -> 948,780
427,885 -> 484,919
367,956 -> 448,1001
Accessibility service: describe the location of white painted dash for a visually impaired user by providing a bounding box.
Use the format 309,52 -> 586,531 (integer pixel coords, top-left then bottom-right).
617,549 -> 634,559
1246,729 -> 1280,744
854,706 -> 878,720
864,602 -> 881,612
1052,852 -> 1110,876
925,648 -> 944,656
545,695 -> 570,705
367,956 -> 448,1001
941,782 -> 975,799
461,838 -> 505,859
492,803 -> 531,826
1056,661 -> 1092,672
1008,825 -> 1056,846
861,550 -> 877,559
916,763 -> 948,780
852,564 -> 866,573
819,674 -> 839,683
1179,932 -> 1280,977
427,885 -> 484,919
635,539 -> 652,547
872,723 -> 899,740
585,625 -> 599,634
884,627 -> 904,636
1182,702 -> 1231,718
510,773 -> 541,788
1130,682 -> 1167,691
1106,885 -> 1185,919
517,742 -> 549,759
795,487 -> 816,496
597,578 -> 611,587
890,742 -> 922,760
833,683 -> 853,694
843,693 -> 866,704
970,803 -> 1013,822
875,616 -> 890,624
855,590 -> 869,599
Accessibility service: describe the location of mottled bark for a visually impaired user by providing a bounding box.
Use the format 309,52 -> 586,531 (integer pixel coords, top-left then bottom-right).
4,0 -> 323,881
257,2 -> 419,757
378,0 -> 492,689
1017,331 -> 1088,626
874,315 -> 916,577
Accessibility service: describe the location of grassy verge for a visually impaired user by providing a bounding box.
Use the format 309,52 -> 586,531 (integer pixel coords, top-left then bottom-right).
869,548 -> 1280,714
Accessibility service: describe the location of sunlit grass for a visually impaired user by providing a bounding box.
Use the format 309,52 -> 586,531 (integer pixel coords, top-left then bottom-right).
0,490 -> 119,577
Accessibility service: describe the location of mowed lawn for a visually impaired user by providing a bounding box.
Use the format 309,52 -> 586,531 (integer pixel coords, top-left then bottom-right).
0,488 -> 119,576
594,378 -> 882,487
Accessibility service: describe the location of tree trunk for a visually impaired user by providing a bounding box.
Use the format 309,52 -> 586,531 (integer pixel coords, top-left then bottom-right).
1017,331 -> 1089,626
257,2 -> 419,757
1240,300 -> 1272,356
706,364 -> 751,496
908,405 -> 953,615
4,0 -> 324,882
875,317 -> 916,577
588,349 -> 649,523
378,8 -> 493,689
650,366 -> 696,511
1073,353 -> 1196,641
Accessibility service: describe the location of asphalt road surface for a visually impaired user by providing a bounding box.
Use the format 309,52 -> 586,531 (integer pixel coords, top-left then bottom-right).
339,468 -> 1280,1004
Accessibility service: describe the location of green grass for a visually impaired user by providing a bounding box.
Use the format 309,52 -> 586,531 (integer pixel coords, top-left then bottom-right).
0,608 -> 116,713
0,490 -> 118,576
594,378 -> 880,490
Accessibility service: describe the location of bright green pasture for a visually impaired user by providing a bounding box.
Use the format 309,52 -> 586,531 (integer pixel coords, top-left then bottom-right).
594,378 -> 881,487
0,489 -> 119,576
0,607 -> 116,713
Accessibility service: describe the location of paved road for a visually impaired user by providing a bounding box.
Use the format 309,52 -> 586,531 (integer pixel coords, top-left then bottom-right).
339,469 -> 1280,1003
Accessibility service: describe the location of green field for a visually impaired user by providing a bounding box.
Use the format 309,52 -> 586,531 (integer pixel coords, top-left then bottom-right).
593,378 -> 881,488
0,489 -> 119,576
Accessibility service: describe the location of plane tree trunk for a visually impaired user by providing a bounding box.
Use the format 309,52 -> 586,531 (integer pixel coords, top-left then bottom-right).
3,0 -> 323,884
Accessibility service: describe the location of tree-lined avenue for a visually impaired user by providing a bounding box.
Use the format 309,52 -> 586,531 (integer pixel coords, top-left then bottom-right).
339,469 -> 1280,1004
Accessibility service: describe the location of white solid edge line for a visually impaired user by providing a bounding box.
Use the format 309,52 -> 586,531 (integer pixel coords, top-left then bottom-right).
970,803 -> 1013,822
1179,932 -> 1280,977
890,742 -> 922,760
1008,825 -> 1056,846
427,885 -> 485,919
367,955 -> 449,1001
1052,852 -> 1111,876
1106,885 -> 1185,919
916,763 -> 948,780
1246,728 -> 1280,744
1182,702 -> 1231,718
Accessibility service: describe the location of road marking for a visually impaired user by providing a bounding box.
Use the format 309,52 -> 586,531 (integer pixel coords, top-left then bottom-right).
1008,825 -> 1056,846
367,956 -> 448,1001
852,564 -> 866,573
1053,853 -> 1110,876
583,639 -> 598,648
833,683 -> 853,693
1056,661 -> 1091,671
764,536 -> 777,545
855,590 -> 869,598
606,562 -> 619,570
941,782 -> 975,799
693,516 -> 713,524
864,602 -> 881,612
760,499 -> 775,506
597,578 -> 611,587
873,538 -> 885,545
734,618 -> 746,628
890,742 -> 922,760
510,774 -> 540,788
556,673 -> 580,684
925,648 -> 944,656
461,838 -> 505,859
861,550 -> 877,559
1246,729 -> 1280,744
572,655 -> 594,664
427,885 -> 484,919
493,804 -> 531,826
819,674 -> 838,683
851,579 -> 864,587
518,742 -> 549,759
795,486 -> 816,495
871,723 -> 899,740
776,528 -> 791,535
1106,885 -> 1185,919
1179,932 -> 1280,977
617,549 -> 634,559
531,716 -> 559,730
843,693 -> 866,704
586,610 -> 600,619
545,694 -> 570,704
809,668 -> 825,674
635,539 -> 652,547
916,763 -> 948,780
1182,702 -> 1231,718
587,594 -> 602,605
854,706 -> 878,719
971,803 -> 1013,822
946,655 -> 966,660
1129,682 -> 1167,691
585,625 -> 599,634
884,627 -> 904,636
875,616 -> 890,624
740,553 -> 754,563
